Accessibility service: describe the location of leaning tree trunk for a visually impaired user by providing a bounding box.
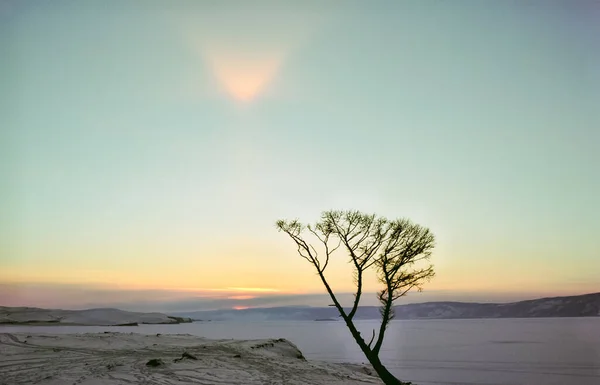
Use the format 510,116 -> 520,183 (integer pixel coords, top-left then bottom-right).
367,354 -> 410,385
317,272 -> 411,385
341,316 -> 410,385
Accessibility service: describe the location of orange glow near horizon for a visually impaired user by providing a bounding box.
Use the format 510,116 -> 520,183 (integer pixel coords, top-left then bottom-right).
232,306 -> 250,310
227,287 -> 281,293
228,295 -> 256,300
167,287 -> 282,294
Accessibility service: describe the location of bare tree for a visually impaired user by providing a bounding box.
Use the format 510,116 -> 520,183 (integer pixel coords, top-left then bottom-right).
276,210 -> 435,385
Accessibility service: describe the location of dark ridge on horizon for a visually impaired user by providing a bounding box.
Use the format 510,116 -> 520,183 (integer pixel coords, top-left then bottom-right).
170,292 -> 600,321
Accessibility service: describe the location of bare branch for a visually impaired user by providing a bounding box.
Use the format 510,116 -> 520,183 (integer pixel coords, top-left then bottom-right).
367,328 -> 376,349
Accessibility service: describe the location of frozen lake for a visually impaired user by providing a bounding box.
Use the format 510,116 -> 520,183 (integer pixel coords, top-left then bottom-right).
2,317 -> 599,385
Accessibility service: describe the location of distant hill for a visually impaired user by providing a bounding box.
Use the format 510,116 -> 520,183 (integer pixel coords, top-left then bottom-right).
0,307 -> 192,326
171,292 -> 600,321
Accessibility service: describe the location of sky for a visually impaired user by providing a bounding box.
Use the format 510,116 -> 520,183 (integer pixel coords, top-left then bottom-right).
1,0 -> 599,312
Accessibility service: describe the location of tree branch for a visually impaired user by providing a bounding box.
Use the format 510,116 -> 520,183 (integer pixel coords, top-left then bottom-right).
367,328 -> 376,349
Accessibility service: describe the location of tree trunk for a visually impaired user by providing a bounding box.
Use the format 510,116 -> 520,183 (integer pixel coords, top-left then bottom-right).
367,354 -> 409,385
341,318 -> 409,385
316,271 -> 410,385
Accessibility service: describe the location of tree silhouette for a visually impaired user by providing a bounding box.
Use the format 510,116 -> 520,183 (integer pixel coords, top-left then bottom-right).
276,210 -> 435,385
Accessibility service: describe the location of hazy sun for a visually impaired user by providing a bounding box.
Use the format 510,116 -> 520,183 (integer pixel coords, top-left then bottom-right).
183,6 -> 323,103
205,52 -> 282,101
180,4 -> 327,105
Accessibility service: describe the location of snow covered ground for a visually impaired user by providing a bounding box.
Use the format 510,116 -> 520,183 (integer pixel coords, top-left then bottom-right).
0,332 -> 380,385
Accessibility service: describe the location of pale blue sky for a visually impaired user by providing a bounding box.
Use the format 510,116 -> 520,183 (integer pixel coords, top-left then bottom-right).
1,1 -> 598,310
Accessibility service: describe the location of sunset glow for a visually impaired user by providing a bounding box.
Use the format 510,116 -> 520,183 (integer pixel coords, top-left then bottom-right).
227,287 -> 281,293
228,295 -> 257,300
167,287 -> 282,294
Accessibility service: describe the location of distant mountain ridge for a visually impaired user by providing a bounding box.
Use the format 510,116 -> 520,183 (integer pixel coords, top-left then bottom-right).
171,292 -> 600,321
0,307 -> 192,326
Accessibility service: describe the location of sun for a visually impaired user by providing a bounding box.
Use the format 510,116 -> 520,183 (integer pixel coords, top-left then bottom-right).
204,51 -> 282,102
182,4 -> 323,103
